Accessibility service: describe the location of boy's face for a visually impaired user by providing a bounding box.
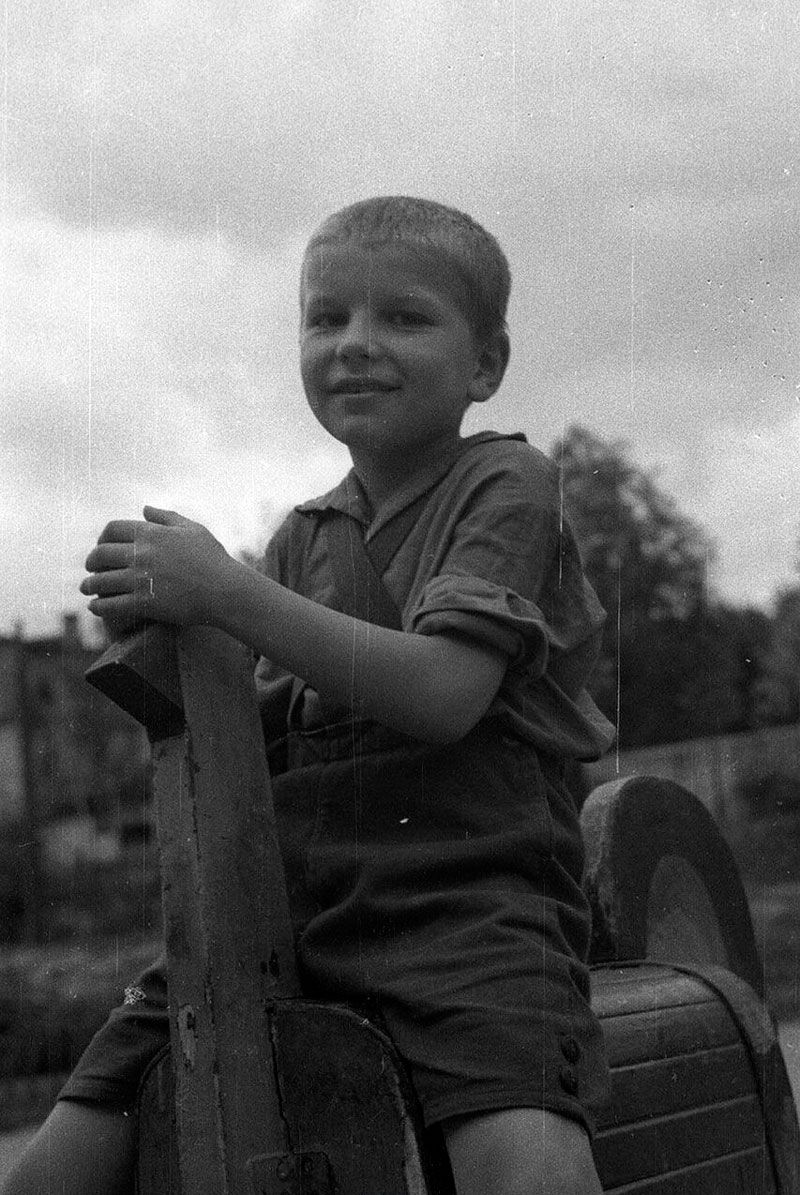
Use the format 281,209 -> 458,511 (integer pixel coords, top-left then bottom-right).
299,241 -> 499,466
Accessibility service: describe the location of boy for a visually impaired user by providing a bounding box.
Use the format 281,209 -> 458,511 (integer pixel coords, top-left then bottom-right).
3,197 -> 613,1195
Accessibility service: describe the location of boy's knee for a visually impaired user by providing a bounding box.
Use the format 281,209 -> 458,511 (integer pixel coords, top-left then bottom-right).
0,1101 -> 137,1195
442,1106 -> 602,1195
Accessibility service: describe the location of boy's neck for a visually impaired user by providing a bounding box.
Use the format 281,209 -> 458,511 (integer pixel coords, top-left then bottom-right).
348,433 -> 466,512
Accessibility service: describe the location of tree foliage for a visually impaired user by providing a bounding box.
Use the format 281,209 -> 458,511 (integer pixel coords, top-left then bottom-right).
551,425 -> 711,627
755,585 -> 800,724
550,425 -> 771,748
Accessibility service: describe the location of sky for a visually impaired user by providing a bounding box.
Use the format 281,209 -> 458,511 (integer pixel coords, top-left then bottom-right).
2,0 -> 799,641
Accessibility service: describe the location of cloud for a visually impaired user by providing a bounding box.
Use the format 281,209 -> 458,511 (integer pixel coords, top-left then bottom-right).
3,0 -> 800,636
2,212 -> 350,635
697,411 -> 800,606
9,3 -> 797,231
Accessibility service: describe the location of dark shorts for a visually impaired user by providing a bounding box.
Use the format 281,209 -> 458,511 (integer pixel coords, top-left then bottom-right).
60,722 -> 609,1132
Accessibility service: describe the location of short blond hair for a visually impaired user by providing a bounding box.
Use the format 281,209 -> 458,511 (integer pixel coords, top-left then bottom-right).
305,196 -> 511,344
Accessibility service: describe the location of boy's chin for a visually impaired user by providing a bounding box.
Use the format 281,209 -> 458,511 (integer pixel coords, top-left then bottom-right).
313,415 -> 392,454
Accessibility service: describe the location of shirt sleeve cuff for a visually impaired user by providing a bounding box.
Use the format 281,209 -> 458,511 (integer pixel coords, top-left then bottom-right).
408,573 -> 550,673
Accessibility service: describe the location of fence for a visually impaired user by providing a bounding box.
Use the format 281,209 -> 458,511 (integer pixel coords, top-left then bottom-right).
585,722 -> 800,830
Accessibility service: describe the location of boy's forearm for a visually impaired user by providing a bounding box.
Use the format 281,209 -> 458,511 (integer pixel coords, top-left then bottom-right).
214,561 -> 505,744
79,512 -> 506,743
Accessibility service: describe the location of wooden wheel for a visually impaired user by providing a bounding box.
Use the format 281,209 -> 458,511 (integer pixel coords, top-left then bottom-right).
581,775 -> 764,997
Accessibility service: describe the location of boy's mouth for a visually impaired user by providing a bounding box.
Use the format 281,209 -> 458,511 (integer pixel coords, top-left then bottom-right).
327,377 -> 398,395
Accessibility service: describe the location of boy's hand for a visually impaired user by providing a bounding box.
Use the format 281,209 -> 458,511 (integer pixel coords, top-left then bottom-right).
80,506 -> 235,633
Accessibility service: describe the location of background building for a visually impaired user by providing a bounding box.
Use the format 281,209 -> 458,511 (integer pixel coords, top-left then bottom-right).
0,616 -> 152,942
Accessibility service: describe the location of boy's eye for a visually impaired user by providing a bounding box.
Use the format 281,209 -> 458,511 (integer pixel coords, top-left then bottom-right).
305,310 -> 343,331
387,309 -> 431,327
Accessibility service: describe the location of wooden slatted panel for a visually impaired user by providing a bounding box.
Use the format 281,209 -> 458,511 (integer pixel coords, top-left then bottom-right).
591,965 -> 777,1193
605,1149 -> 775,1195
598,1097 -> 768,1186
593,965 -> 732,1015
604,1046 -> 753,1124
138,962 -> 783,1194
602,1003 -> 738,1069
594,966 -> 740,1073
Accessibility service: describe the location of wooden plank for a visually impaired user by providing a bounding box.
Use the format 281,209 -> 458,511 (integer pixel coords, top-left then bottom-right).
599,1000 -> 739,1068
597,1044 -> 754,1129
85,623 -> 183,737
592,967 -> 717,1018
137,1005 -> 451,1195
683,962 -> 800,1195
157,626 -> 301,1194
271,1003 -> 449,1195
136,1047 -> 181,1195
174,627 -> 299,1001
601,1148 -> 776,1194
594,1096 -> 767,1187
153,739 -> 231,1193
593,963 -> 706,989
582,776 -> 764,996
92,626 -> 304,1195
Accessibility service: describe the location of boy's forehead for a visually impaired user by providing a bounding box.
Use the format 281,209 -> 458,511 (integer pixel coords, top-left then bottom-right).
301,239 -> 472,310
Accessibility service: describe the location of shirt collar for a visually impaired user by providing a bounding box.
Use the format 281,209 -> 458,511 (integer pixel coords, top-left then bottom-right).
295,431 -> 527,533
295,471 -> 371,525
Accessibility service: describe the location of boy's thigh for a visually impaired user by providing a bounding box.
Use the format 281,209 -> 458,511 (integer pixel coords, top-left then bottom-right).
442,1107 -> 602,1195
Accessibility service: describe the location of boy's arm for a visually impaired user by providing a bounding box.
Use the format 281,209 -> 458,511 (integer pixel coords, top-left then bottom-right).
80,508 -> 507,745
0,1101 -> 136,1195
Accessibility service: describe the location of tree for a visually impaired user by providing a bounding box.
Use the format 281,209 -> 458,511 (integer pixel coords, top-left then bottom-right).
549,426 -> 766,747
550,425 -> 711,626
755,585 -> 800,724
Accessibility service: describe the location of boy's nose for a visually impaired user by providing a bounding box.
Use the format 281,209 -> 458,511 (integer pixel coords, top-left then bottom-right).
335,311 -> 374,359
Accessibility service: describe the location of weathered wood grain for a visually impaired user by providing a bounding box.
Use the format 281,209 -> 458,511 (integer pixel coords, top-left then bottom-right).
591,961 -> 800,1193
88,630 -> 800,1194
89,626 -> 302,1195
136,1002 -> 449,1195
581,776 -> 764,996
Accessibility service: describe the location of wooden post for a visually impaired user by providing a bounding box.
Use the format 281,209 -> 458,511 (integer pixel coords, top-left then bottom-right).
87,623 -> 301,1195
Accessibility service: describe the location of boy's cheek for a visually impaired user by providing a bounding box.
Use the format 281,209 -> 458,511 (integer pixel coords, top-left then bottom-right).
300,359 -> 329,409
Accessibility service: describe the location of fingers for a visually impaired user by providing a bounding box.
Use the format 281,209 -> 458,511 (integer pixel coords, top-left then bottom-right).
143,506 -> 192,527
84,543 -> 133,572
88,511 -> 184,571
79,568 -> 134,597
95,508 -> 190,545
86,594 -> 141,627
81,507 -> 208,629
96,520 -> 142,545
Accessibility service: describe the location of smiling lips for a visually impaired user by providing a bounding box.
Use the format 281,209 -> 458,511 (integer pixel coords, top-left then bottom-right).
327,377 -> 398,395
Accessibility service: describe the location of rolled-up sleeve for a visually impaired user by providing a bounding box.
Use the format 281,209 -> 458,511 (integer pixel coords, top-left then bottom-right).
401,445 -> 564,674
409,573 -> 550,673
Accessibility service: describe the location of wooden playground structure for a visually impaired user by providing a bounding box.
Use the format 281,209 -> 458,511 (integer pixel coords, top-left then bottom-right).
87,624 -> 800,1194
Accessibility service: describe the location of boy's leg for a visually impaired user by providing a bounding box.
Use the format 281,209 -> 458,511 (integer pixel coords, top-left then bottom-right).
442,1107 -> 603,1195
0,1100 -> 136,1195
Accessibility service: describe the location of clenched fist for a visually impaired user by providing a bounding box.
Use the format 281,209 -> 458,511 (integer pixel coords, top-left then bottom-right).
80,506 -> 237,634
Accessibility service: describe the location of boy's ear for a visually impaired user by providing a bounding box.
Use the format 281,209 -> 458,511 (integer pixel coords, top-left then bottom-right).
468,331 -> 511,405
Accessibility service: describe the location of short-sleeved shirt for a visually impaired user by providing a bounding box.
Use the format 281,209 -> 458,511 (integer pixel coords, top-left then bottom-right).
60,430 -> 614,1132
256,431 -> 614,761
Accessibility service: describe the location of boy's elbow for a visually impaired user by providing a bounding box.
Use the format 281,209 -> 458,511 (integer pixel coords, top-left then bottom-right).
403,633 -> 506,745
416,713 -> 473,746
411,688 -> 487,746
